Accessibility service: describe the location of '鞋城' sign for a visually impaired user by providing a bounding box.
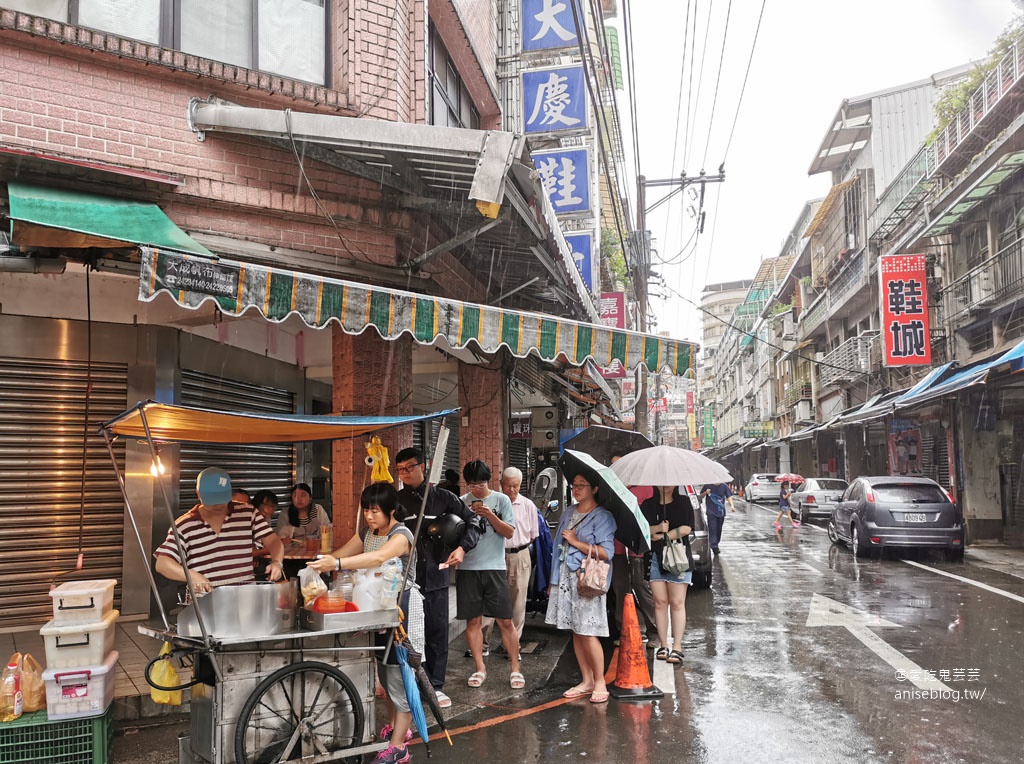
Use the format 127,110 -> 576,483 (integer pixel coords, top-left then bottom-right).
880,254 -> 931,366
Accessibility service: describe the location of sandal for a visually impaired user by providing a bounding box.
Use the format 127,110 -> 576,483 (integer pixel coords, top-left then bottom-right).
666,649 -> 684,664
467,671 -> 486,688
562,685 -> 593,699
589,691 -> 610,704
510,671 -> 525,689
655,647 -> 669,661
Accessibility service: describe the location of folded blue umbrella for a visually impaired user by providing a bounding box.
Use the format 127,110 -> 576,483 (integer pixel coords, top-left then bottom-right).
393,644 -> 431,756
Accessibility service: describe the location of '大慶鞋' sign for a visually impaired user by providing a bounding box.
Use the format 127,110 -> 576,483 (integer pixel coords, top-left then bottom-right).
880,254 -> 931,366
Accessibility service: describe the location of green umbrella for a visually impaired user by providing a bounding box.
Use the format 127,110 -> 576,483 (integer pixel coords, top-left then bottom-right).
559,449 -> 651,555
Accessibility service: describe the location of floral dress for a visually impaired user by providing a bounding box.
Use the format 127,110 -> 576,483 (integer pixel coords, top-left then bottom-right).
544,507 -> 616,637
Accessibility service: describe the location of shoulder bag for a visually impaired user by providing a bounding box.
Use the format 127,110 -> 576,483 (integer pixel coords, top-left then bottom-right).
577,544 -> 610,597
659,499 -> 693,576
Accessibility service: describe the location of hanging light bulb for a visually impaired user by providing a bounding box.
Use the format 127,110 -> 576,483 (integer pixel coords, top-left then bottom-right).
150,454 -> 165,477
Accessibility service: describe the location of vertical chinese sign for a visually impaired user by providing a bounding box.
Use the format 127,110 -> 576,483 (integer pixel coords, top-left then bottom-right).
522,0 -> 580,52
598,292 -> 626,379
880,254 -> 932,366
702,403 -> 715,447
564,231 -> 593,291
522,65 -> 589,136
686,391 -> 697,449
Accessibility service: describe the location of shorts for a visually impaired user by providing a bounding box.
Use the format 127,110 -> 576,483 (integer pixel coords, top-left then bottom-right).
456,569 -> 513,620
378,663 -> 410,713
649,552 -> 692,585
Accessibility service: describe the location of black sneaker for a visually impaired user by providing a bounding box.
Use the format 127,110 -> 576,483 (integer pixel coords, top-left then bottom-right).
463,648 -> 490,658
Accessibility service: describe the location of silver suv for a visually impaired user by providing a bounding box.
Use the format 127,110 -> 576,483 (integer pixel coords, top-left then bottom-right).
744,473 -> 779,503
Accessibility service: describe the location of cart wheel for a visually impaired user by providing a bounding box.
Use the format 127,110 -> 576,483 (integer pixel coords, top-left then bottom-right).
234,660 -> 364,764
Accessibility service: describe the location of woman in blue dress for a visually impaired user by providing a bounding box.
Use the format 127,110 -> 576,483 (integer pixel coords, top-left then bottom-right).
546,471 -> 616,704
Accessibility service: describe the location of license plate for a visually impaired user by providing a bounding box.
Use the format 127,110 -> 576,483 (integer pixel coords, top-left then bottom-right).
904,513 -> 927,523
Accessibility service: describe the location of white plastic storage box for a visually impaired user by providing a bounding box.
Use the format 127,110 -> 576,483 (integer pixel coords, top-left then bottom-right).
49,580 -> 117,625
42,650 -> 118,721
40,609 -> 119,669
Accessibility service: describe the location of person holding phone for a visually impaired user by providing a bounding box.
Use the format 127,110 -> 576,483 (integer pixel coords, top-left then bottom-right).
447,460 -> 524,691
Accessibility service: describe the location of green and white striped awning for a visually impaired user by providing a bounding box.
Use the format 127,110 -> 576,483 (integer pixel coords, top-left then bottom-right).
139,248 -> 696,375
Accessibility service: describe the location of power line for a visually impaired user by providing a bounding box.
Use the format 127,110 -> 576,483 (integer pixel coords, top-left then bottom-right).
723,0 -> 767,161
701,0 -> 733,167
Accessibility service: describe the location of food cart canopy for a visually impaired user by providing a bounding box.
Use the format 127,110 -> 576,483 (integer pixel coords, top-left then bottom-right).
103,402 -> 458,444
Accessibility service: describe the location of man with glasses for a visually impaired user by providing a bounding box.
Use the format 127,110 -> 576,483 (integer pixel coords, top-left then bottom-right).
394,447 -> 483,708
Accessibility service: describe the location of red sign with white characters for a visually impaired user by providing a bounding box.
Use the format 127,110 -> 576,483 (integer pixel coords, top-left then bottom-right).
880,254 -> 931,366
599,292 -> 626,378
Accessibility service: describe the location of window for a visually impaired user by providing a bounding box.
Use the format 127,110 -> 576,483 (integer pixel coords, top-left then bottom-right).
428,21 -> 480,129
8,0 -> 327,85
873,483 -> 948,504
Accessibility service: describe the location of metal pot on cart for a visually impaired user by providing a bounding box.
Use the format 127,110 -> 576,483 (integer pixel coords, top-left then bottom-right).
99,401 -> 456,764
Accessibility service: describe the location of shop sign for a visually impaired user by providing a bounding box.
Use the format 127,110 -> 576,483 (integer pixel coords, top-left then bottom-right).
741,421 -> 774,439
621,379 -> 635,397
522,0 -> 580,52
649,397 -> 667,414
686,391 -> 696,441
880,254 -> 932,366
159,256 -> 238,298
522,65 -> 589,135
702,405 -> 715,446
888,417 -> 923,476
509,415 -> 532,440
532,147 -> 591,214
565,232 -> 593,292
598,291 -> 626,378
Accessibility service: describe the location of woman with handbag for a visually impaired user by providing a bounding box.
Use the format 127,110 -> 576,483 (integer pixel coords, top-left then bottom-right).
546,473 -> 617,703
640,486 -> 694,665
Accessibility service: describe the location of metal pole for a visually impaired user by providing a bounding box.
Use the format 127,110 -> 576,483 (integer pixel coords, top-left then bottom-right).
137,405 -> 223,682
101,427 -> 169,631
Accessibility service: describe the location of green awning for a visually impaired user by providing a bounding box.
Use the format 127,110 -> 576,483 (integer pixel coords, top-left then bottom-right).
139,248 -> 697,375
7,182 -> 212,256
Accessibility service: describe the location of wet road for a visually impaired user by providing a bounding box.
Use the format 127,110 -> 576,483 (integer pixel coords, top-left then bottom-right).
425,499 -> 1024,764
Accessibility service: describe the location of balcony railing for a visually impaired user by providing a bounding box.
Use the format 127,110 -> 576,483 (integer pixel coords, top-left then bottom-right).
940,234 -> 1024,324
819,334 -> 881,388
800,294 -> 829,337
783,380 -> 813,407
868,146 -> 935,243
798,250 -> 867,338
930,40 -> 1024,176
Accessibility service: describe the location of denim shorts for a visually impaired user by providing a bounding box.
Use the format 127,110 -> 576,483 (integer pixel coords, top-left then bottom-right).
649,551 -> 693,585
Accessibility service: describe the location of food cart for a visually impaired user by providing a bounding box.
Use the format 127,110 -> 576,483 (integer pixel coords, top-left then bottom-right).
99,401 -> 455,764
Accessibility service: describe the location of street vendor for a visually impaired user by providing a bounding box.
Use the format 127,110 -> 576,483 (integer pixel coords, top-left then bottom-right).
154,467 -> 285,593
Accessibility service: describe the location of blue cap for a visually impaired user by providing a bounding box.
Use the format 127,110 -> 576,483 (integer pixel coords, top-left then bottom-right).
197,467 -> 232,506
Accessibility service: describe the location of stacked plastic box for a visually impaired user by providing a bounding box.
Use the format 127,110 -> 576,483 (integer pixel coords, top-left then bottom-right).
39,580 -> 119,720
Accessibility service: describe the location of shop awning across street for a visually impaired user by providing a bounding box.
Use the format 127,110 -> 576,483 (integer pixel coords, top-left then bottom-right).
140,248 -> 696,375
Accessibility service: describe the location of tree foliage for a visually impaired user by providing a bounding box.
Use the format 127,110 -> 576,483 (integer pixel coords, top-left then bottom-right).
601,227 -> 630,289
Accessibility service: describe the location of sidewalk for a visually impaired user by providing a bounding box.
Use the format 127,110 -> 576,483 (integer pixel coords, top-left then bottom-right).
964,540 -> 1024,580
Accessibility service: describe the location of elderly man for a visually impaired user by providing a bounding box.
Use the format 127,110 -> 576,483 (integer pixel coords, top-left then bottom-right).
155,467 -> 284,593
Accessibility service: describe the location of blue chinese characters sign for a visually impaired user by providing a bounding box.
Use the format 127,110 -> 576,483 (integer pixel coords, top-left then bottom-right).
522,65 -> 588,134
532,147 -> 591,214
522,0 -> 580,51
564,231 -> 593,291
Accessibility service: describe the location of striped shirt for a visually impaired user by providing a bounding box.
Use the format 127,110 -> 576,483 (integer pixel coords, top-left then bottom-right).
155,504 -> 274,587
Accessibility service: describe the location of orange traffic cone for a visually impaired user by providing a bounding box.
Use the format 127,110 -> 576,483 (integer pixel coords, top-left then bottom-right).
609,594 -> 664,700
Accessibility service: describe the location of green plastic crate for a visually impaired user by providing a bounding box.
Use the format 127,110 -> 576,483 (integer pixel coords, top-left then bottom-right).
0,710 -> 110,764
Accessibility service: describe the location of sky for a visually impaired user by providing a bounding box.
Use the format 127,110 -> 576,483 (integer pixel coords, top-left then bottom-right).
624,0 -> 1021,347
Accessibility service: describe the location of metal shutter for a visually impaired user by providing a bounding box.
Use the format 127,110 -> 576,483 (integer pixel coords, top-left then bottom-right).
179,371 -> 295,515
0,357 -> 127,628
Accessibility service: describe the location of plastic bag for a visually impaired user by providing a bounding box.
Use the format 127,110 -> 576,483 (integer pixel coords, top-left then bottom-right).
21,653 -> 45,712
299,566 -> 328,607
149,643 -> 183,706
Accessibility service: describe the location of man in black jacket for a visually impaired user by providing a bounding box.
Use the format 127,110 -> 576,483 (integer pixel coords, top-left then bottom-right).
395,447 -> 484,708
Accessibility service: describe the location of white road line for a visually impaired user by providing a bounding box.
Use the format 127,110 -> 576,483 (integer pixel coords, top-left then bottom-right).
800,562 -> 823,575
652,648 -> 676,694
901,559 -> 1024,604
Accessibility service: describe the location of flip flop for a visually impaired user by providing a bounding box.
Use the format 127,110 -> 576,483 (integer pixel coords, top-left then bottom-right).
467,671 -> 487,688
589,691 -> 610,704
562,685 -> 593,699
510,671 -> 526,689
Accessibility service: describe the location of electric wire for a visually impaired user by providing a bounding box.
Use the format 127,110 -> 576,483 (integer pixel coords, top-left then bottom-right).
723,0 -> 767,161
688,0 -> 716,168
701,0 -> 733,167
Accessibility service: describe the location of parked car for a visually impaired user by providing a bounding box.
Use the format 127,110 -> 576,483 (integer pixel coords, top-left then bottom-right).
682,485 -> 713,588
827,476 -> 964,560
791,478 -> 849,522
744,473 -> 779,503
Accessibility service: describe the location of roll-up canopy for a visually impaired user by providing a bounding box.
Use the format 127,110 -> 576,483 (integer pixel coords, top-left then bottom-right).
138,248 -> 697,375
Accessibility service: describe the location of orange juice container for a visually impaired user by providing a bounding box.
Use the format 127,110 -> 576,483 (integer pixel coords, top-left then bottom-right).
321,526 -> 332,554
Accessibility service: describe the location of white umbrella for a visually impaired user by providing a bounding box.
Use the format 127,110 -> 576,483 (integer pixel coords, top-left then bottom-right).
609,445 -> 732,487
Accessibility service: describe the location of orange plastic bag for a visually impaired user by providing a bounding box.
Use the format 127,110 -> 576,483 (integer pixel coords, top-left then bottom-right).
21,654 -> 45,712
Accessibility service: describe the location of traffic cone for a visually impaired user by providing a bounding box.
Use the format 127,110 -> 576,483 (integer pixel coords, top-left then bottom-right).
608,594 -> 663,700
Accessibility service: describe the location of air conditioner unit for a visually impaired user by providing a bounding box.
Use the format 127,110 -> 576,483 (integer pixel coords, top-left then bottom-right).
972,269 -> 995,307
794,400 -> 813,422
531,427 -> 558,448
782,314 -> 795,339
531,407 -> 558,427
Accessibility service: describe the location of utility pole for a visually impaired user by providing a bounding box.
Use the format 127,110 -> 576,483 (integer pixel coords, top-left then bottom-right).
633,168 -> 725,439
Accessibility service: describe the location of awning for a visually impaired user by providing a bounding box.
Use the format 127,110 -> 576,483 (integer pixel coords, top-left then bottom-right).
7,182 -> 212,255
103,402 -> 458,444
186,98 -> 595,320
836,390 -> 904,424
140,248 -> 696,375
803,178 -> 858,239
890,362 -> 956,409
894,340 -> 1024,409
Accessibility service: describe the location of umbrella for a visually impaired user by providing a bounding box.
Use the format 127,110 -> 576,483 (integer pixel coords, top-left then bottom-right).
393,643 -> 432,757
610,445 -> 732,488
562,425 -> 655,466
777,473 -> 805,485
406,650 -> 453,747
559,449 -> 651,554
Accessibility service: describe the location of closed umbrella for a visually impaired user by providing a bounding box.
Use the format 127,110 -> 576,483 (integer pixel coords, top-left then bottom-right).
406,650 -> 453,747
610,445 -> 732,487
562,425 -> 655,466
559,449 -> 651,554
393,644 -> 432,757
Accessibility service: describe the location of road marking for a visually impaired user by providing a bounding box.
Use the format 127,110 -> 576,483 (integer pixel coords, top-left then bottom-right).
806,593 -> 952,692
901,559 -> 1024,604
652,644 -> 676,692
800,562 -> 823,575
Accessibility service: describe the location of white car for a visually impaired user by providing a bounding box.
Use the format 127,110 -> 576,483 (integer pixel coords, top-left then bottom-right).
790,478 -> 849,522
744,473 -> 779,503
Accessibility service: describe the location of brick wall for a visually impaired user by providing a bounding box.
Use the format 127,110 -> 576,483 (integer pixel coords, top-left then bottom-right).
331,326 -> 413,541
457,358 -> 507,483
